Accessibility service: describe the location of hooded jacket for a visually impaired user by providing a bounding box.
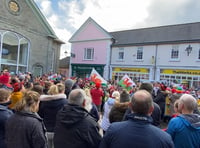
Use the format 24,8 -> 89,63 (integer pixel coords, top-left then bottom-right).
100,113 -> 174,148
38,94 -> 67,132
0,104 -> 13,148
167,114 -> 200,148
5,111 -> 47,148
54,104 -> 102,148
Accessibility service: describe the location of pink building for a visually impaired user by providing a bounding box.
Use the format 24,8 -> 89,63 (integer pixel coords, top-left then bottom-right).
69,17 -> 112,79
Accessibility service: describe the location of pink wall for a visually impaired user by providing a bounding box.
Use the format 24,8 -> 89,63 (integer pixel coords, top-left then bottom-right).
74,22 -> 108,41
71,40 -> 108,64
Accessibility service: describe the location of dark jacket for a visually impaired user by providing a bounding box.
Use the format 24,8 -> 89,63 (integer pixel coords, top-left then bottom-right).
0,104 -> 13,148
38,94 -> 67,132
100,113 -> 174,148
109,102 -> 129,123
5,111 -> 47,148
123,102 -> 161,126
54,104 -> 102,148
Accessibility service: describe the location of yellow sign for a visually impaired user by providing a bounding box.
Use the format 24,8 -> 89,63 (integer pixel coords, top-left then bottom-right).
113,67 -> 148,73
161,69 -> 200,75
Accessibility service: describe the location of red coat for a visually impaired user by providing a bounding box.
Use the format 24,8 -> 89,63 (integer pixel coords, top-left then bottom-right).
90,88 -> 104,105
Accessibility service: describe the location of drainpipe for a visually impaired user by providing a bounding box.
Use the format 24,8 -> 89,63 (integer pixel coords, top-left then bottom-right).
154,45 -> 158,81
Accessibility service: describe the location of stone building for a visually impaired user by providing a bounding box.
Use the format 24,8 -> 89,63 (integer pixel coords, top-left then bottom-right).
0,0 -> 64,76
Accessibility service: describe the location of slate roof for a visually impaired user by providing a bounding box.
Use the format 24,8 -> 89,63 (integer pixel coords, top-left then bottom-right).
59,57 -> 70,68
110,22 -> 200,47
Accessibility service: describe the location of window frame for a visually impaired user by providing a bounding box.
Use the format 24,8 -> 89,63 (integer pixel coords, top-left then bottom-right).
84,47 -> 94,60
136,47 -> 143,60
170,45 -> 179,60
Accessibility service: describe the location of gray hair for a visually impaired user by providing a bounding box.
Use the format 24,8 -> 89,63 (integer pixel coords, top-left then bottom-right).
68,89 -> 86,106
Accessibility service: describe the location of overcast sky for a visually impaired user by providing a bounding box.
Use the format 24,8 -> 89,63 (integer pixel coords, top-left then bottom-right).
33,0 -> 200,58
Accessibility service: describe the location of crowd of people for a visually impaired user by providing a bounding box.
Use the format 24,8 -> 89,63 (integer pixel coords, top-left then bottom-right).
0,69 -> 200,148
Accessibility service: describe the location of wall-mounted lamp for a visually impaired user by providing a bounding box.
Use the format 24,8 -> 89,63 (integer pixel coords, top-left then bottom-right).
64,50 -> 75,58
185,45 -> 192,56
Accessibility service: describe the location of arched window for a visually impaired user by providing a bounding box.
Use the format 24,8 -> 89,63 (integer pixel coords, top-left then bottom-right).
0,30 -> 30,74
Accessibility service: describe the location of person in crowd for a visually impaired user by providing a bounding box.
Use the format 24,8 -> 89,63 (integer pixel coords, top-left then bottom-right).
43,81 -> 52,95
0,72 -> 13,91
166,94 -> 200,148
90,82 -> 104,112
38,83 -> 67,148
123,82 -> 161,127
84,88 -> 100,121
9,81 -> 23,110
109,89 -> 130,123
5,91 -> 48,148
101,91 -> 120,133
0,89 -> 13,148
64,79 -> 74,98
99,90 -> 174,148
153,83 -> 168,120
31,84 -> 44,95
54,89 -> 102,148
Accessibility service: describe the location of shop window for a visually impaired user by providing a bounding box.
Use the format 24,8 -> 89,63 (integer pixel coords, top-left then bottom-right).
171,45 -> 179,59
136,47 -> 143,60
84,48 -> 94,60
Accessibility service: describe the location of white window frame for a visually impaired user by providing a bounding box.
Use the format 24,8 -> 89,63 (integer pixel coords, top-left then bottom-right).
170,45 -> 179,60
136,47 -> 143,60
84,48 -> 94,60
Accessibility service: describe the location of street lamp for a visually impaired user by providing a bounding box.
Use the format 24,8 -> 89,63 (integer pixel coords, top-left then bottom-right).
64,50 -> 75,58
185,45 -> 192,56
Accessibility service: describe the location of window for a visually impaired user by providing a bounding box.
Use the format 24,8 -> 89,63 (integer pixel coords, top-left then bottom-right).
84,48 -> 94,60
171,45 -> 179,59
198,49 -> 200,59
137,47 -> 143,60
118,48 -> 124,60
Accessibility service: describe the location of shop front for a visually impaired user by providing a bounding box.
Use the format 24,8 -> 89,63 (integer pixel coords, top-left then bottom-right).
160,69 -> 200,88
71,64 -> 105,78
112,67 -> 150,82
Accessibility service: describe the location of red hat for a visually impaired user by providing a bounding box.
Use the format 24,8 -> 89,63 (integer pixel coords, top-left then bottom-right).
13,82 -> 22,92
0,74 -> 9,84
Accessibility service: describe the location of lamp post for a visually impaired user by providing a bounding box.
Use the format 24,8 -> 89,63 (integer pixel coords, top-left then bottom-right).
185,45 -> 192,56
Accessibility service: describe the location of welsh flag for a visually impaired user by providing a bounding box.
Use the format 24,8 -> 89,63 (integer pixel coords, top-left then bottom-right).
118,75 -> 136,90
90,68 -> 107,86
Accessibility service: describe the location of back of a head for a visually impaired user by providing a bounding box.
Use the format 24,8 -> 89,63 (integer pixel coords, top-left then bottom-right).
131,90 -> 153,115
31,85 -> 43,95
139,83 -> 153,94
65,79 -> 74,89
120,89 -> 130,103
179,94 -> 197,112
56,83 -> 65,93
0,88 -> 11,102
15,90 -> 40,112
68,89 -> 86,107
48,85 -> 59,95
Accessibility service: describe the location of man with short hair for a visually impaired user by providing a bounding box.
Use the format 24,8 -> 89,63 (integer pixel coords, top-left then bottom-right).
99,90 -> 174,148
54,89 -> 102,148
167,94 -> 200,148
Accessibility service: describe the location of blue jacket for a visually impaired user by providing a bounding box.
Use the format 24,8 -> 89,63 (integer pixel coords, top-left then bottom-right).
167,114 -> 200,148
99,113 -> 174,148
0,104 -> 13,148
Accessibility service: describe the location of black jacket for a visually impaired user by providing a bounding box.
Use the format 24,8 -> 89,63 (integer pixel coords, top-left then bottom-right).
38,94 -> 67,132
54,104 -> 102,148
0,104 -> 13,148
5,111 -> 47,148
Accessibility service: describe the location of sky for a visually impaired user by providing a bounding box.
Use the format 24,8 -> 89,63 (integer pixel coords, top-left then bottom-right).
33,0 -> 200,59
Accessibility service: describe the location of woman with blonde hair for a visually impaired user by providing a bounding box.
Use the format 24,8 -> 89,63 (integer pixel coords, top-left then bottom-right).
5,90 -> 48,148
38,83 -> 67,148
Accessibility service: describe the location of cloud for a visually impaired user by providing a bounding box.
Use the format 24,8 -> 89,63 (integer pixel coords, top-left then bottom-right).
34,0 -> 200,58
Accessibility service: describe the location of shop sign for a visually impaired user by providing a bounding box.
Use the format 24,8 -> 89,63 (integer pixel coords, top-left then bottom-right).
161,69 -> 200,75
113,67 -> 148,73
